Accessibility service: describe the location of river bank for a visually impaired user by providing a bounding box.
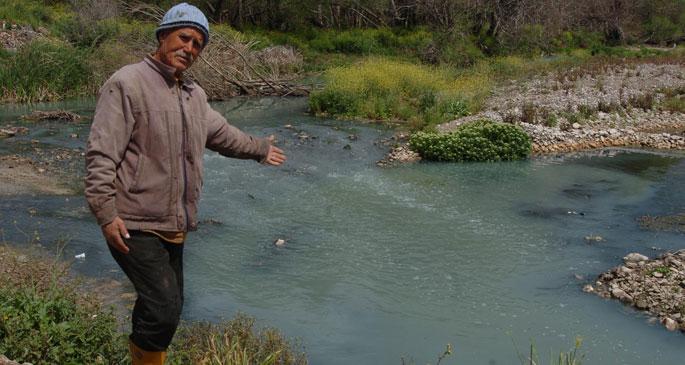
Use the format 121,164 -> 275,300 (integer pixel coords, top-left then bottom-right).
0,243 -> 307,364
439,61 -> 685,152
586,247 -> 685,333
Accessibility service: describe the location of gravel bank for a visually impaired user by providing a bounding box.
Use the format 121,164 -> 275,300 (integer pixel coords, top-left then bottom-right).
437,62 -> 685,155
586,251 -> 685,333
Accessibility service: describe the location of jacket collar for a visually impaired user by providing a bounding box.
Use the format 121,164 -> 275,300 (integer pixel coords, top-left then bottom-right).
144,54 -> 196,90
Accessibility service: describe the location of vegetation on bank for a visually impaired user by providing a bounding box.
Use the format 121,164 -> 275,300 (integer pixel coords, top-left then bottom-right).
1,0 -> 685,103
0,244 -> 306,364
0,244 -> 126,363
409,120 -> 532,162
309,58 -> 480,128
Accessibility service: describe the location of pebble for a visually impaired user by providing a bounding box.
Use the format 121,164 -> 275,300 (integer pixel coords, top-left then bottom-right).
274,238 -> 286,247
662,317 -> 678,331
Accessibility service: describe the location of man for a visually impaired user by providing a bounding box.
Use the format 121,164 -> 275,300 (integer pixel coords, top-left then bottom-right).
84,3 -> 286,364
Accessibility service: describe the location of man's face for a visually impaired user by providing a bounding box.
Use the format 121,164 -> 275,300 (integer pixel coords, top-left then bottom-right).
156,27 -> 204,74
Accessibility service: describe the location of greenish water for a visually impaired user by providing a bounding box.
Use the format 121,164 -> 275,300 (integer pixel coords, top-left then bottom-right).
1,98 -> 685,364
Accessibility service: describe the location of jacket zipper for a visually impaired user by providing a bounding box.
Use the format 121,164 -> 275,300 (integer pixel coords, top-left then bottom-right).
177,83 -> 191,231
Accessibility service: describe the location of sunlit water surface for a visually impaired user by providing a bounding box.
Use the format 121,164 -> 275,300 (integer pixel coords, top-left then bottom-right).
1,98 -> 684,364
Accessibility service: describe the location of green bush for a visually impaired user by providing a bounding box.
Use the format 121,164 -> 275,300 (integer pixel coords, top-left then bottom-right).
645,15 -> 683,44
0,39 -> 93,103
409,120 -> 532,162
295,28 -> 431,57
0,283 -> 126,364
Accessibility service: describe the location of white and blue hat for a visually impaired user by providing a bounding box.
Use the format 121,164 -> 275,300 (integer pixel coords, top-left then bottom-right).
156,2 -> 210,47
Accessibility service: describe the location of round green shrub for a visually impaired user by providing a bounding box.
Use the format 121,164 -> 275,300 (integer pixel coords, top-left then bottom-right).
409,120 -> 531,162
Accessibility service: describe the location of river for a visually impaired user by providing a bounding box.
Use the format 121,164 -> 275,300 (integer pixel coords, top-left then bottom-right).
1,97 -> 684,364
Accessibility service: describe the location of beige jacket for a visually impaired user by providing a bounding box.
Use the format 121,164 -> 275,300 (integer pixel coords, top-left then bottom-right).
85,56 -> 270,232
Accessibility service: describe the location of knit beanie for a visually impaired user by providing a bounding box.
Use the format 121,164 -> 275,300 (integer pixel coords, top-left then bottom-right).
155,2 -> 210,47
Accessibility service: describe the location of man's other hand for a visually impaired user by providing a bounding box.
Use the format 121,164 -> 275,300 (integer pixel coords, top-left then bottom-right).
264,135 -> 286,166
102,217 -> 130,254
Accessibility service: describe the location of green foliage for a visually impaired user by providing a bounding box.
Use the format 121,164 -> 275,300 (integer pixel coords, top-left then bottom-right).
0,0 -> 65,28
425,27 -> 485,66
256,28 -> 432,58
509,24 -> 553,55
577,104 -> 597,119
544,113 -> 559,127
628,93 -> 655,110
555,31 -> 605,52
167,314 -> 307,365
309,58 -> 475,127
649,266 -> 672,277
519,336 -> 584,365
660,95 -> 685,113
53,16 -> 120,49
645,16 -> 683,44
0,39 -> 93,103
409,120 -> 532,162
0,268 -> 126,364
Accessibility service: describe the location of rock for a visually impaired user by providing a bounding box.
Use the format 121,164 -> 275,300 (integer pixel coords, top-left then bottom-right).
662,317 -> 678,331
16,255 -> 28,263
618,266 -> 634,274
572,122 -> 581,129
636,299 -> 648,309
582,284 -> 594,293
584,235 -> 604,242
611,288 -> 633,303
653,271 -> 664,278
274,238 -> 286,247
624,253 -> 649,263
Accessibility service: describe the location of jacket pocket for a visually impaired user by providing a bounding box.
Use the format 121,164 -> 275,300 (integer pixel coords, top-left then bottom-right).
128,154 -> 146,193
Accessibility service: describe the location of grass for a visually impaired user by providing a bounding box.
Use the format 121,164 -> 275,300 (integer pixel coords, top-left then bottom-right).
0,0 -> 69,29
0,39 -> 93,103
309,57 -> 489,129
167,316 -> 307,365
516,337 -> 584,365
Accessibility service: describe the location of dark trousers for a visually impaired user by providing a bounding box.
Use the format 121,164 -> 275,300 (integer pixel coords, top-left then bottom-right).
108,231 -> 184,352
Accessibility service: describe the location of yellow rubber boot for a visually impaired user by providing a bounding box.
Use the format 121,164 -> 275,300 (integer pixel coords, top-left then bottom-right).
129,340 -> 167,365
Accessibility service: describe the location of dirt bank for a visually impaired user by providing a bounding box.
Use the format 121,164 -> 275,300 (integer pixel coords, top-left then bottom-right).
0,155 -> 76,195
